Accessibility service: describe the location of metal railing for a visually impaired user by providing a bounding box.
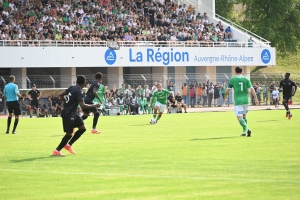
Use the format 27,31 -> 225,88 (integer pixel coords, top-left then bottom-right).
0,40 -> 268,48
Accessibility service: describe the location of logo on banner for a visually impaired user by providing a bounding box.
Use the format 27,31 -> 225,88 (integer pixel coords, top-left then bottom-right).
105,49 -> 116,65
261,49 -> 271,64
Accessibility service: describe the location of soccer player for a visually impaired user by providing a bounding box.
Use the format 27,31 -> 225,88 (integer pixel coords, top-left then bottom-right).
28,84 -> 42,118
81,72 -> 103,134
150,83 -> 170,123
279,73 -> 297,119
225,67 -> 258,137
93,82 -> 106,114
3,75 -> 23,134
52,75 -> 100,156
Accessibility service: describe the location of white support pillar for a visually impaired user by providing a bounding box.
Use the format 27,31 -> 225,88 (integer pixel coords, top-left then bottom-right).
11,68 -> 27,89
60,67 -> 76,88
107,67 -> 123,89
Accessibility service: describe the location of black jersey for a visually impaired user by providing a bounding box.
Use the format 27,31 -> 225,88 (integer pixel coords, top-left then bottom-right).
168,95 -> 175,104
51,97 -> 58,106
62,85 -> 83,116
85,80 -> 100,101
175,95 -> 183,103
280,79 -> 296,96
28,89 -> 40,100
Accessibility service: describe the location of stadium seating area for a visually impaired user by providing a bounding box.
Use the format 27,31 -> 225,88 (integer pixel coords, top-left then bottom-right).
0,0 -> 233,44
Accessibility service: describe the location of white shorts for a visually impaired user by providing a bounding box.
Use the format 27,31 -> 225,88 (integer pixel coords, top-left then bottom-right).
155,101 -> 166,113
234,104 -> 248,116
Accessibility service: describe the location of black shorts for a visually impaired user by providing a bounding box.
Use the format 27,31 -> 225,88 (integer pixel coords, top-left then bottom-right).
273,98 -> 278,103
7,101 -> 21,116
283,95 -> 291,101
62,113 -> 84,133
31,99 -> 38,109
82,100 -> 97,114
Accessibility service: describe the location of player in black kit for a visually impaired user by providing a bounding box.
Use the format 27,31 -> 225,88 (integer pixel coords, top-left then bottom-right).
52,75 -> 100,156
279,73 -> 297,119
81,72 -> 103,134
28,84 -> 41,118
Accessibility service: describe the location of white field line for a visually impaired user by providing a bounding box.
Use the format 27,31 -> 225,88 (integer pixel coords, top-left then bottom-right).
0,168 -> 299,183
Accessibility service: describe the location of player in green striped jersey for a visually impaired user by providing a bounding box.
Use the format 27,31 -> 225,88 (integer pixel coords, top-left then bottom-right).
225,67 -> 258,137
150,83 -> 170,123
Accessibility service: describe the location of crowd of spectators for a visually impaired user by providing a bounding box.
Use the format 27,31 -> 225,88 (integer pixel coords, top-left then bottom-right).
0,0 -> 234,46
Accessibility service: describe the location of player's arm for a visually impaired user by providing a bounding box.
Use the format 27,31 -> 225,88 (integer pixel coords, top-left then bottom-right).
250,87 -> 259,105
292,82 -> 297,96
58,90 -> 68,104
37,91 -> 42,100
79,100 -> 101,109
14,85 -> 22,99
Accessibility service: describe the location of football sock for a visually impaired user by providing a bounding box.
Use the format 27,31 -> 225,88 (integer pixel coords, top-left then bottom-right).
7,117 -> 12,132
68,129 -> 86,146
238,118 -> 248,133
92,112 -> 100,129
156,117 -> 161,121
153,114 -> 157,119
81,115 -> 88,120
243,118 -> 247,125
12,119 -> 19,132
56,134 -> 72,151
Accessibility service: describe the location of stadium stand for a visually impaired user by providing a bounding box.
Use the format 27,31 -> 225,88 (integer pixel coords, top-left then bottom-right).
0,0 -> 234,45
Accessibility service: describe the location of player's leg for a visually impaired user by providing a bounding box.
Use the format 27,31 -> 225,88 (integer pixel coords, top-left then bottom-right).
242,105 -> 251,137
282,96 -> 291,118
53,115 -> 74,156
6,102 -> 13,134
183,103 -> 187,113
35,101 -> 39,117
30,101 -> 34,117
12,102 -> 21,134
81,109 -> 89,120
91,109 -> 101,134
64,115 -> 86,154
153,102 -> 159,119
234,105 -> 248,136
156,104 -> 166,122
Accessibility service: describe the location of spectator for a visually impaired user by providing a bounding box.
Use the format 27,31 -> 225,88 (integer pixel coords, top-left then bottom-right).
189,83 -> 196,107
202,82 -> 208,107
56,95 -> 63,115
221,81 -> 228,107
213,82 -> 220,106
269,81 -> 275,105
105,97 -> 114,109
123,93 -> 131,115
117,94 -> 126,115
167,91 -> 177,113
19,94 -> 31,114
51,94 -> 58,117
110,85 -> 118,97
167,77 -> 176,92
138,92 -> 148,114
129,92 -> 139,115
144,85 -> 151,101
119,84 -> 126,96
196,83 -> 203,107
208,82 -> 214,107
181,83 -> 188,105
175,91 -> 187,113
38,98 -> 48,117
125,85 -> 135,97
225,26 -> 232,39
136,85 -> 143,97
45,96 -> 53,116
248,36 -> 255,47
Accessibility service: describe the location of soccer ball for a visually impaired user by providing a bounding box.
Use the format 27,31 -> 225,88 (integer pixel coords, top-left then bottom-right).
149,118 -> 156,124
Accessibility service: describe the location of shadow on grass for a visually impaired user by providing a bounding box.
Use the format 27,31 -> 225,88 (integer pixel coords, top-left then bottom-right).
11,156 -> 56,163
190,136 -> 238,141
130,124 -> 152,126
256,120 -> 279,122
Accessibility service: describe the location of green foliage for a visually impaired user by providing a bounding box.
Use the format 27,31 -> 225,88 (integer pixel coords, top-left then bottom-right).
238,0 -> 300,53
215,0 -> 235,19
0,111 -> 300,199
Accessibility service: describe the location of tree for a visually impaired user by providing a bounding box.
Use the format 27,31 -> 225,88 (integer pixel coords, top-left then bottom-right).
215,0 -> 235,19
239,0 -> 300,53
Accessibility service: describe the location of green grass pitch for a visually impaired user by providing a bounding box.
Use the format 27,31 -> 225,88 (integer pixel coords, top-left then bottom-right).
0,110 -> 299,200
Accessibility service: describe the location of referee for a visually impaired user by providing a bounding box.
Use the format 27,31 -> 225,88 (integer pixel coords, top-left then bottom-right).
3,75 -> 23,134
